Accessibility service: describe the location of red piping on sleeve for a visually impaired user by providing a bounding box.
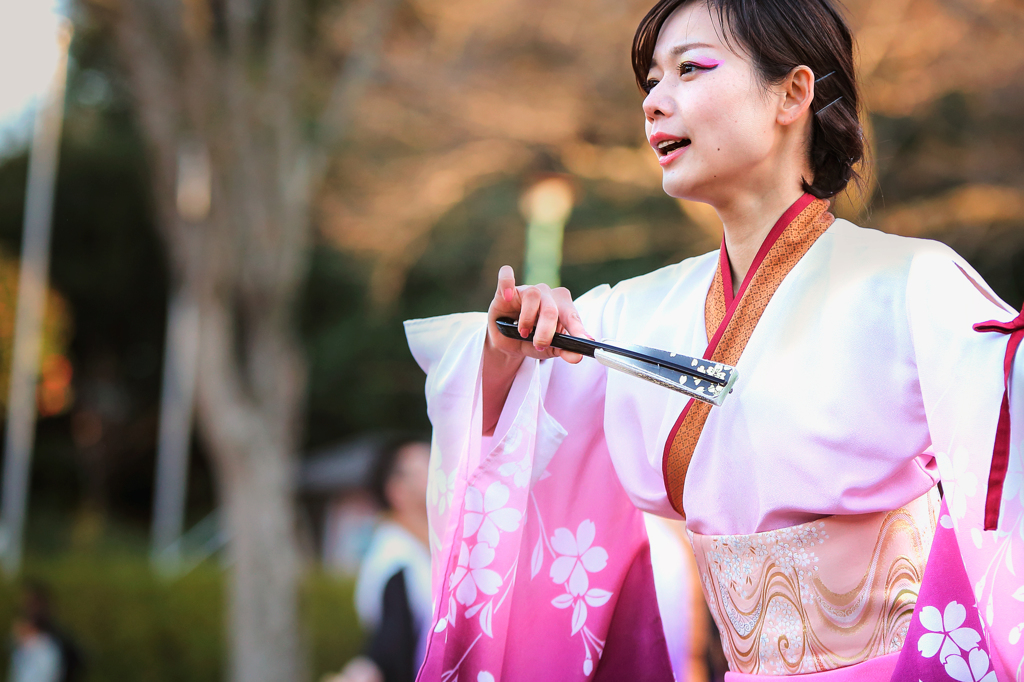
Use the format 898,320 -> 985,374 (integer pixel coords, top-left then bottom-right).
974,309 -> 1024,530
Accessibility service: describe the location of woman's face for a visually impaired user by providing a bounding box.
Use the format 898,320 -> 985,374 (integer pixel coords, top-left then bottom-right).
643,3 -> 793,203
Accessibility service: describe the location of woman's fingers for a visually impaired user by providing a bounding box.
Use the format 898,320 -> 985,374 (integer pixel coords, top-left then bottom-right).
487,266 -> 589,364
495,265 -> 519,308
518,285 -> 541,338
553,287 -> 591,339
532,286 -> 560,350
552,287 -> 590,364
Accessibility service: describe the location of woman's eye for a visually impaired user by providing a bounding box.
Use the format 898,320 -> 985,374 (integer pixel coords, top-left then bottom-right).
644,78 -> 660,94
677,61 -> 720,78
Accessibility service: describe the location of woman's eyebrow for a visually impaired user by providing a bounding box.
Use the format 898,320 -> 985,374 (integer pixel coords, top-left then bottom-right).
651,42 -> 716,71
668,42 -> 715,58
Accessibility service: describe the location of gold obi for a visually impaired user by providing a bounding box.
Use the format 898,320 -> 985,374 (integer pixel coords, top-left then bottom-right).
688,490 -> 939,676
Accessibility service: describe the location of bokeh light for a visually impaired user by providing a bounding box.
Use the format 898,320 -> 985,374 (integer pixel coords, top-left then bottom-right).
0,0 -> 65,147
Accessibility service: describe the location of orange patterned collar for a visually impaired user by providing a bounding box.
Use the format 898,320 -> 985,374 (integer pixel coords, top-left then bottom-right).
662,194 -> 835,518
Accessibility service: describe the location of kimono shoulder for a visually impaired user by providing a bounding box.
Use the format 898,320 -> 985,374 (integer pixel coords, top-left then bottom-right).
596,250 -> 719,339
405,289 -> 680,680
824,219 -> 1013,314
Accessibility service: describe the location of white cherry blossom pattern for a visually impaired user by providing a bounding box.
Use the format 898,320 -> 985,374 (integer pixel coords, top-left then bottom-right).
943,647 -> 997,682
550,520 -> 609,596
498,454 -> 531,489
434,594 -> 457,633
464,481 -> 523,548
918,601 -> 983,663
450,541 -> 503,606
549,521 -> 613,640
428,456 -> 457,516
497,423 -> 523,456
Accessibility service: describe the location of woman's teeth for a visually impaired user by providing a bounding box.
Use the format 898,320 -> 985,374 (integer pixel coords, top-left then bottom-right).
657,139 -> 690,155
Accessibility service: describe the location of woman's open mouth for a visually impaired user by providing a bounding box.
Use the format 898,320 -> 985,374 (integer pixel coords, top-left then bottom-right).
656,138 -> 690,155
656,138 -> 690,166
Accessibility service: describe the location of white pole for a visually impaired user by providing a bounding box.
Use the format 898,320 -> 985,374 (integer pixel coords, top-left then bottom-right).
150,139 -> 208,573
0,21 -> 72,575
150,289 -> 200,572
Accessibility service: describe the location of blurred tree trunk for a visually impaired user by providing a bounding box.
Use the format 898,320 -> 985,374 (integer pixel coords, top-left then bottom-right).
88,0 -> 400,679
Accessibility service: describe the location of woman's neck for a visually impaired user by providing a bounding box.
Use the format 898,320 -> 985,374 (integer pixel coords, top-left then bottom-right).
717,188 -> 807,296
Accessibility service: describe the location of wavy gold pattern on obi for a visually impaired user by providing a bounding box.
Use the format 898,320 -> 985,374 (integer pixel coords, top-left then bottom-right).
688,490 -> 939,676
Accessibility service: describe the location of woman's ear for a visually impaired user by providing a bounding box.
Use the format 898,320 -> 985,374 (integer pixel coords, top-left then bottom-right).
778,65 -> 814,126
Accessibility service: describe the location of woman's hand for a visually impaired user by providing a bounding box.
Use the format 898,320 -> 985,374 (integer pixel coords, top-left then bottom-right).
482,265 -> 591,435
487,265 -> 592,363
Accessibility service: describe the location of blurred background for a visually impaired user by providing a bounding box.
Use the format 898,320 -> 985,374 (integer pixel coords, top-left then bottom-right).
0,0 -> 1021,679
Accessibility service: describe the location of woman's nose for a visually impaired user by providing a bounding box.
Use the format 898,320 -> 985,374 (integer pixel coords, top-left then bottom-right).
642,85 -> 673,122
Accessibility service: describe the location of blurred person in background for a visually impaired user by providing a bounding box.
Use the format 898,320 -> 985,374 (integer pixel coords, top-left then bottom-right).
9,577 -> 82,679
328,438 -> 432,682
9,613 -> 60,682
10,608 -> 60,682
405,0 -> 1024,679
10,583 -> 82,682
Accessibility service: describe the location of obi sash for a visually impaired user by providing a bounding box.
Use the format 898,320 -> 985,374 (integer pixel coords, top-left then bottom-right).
689,488 -> 940,676
663,194 -> 835,517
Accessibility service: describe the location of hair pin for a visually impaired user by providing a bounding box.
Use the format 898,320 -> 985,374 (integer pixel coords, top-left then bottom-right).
815,71 -> 835,83
815,96 -> 843,116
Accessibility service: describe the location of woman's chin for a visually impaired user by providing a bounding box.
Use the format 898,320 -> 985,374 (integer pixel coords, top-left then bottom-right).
660,165 -> 728,204
660,174 -> 703,201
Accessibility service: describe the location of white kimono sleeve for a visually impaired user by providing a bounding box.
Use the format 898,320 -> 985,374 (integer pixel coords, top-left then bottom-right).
404,285 -> 675,681
907,244 -> 1024,678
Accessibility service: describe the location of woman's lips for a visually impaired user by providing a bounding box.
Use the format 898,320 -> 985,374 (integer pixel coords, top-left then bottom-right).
658,143 -> 689,167
649,133 -> 691,167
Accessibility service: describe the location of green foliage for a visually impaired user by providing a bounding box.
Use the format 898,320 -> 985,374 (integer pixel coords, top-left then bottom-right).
0,558 -> 362,682
300,244 -> 432,446
303,573 -> 364,678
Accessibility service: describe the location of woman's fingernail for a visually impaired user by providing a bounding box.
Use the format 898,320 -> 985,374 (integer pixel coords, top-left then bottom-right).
503,288 -> 514,302
520,327 -> 529,338
534,344 -> 544,352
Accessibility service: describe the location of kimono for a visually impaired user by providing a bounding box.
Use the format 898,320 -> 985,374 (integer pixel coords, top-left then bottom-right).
405,194 -> 1024,681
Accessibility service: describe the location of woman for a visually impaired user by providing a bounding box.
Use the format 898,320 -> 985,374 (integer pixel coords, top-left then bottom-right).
405,0 -> 1024,680
331,439 -> 433,682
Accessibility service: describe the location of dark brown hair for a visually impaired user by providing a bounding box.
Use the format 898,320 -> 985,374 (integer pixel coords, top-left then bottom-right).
632,0 -> 863,199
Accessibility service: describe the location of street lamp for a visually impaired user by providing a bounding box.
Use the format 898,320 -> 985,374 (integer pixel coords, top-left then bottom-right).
520,175 -> 575,288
